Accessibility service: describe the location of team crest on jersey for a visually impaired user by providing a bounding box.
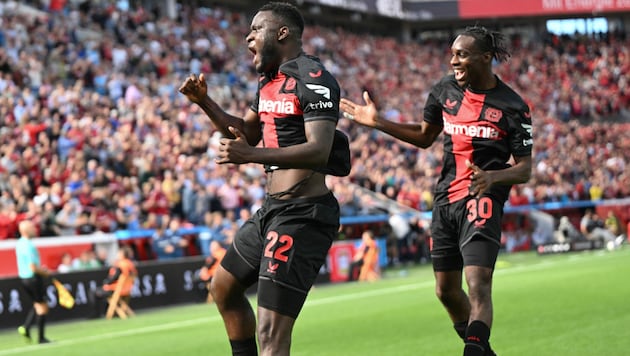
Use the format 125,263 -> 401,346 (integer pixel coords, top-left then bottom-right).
484,107 -> 503,122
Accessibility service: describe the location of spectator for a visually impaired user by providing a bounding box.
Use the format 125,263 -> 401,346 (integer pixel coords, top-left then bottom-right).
0,202 -> 18,239
57,252 -> 74,273
554,216 -> 583,243
151,217 -> 188,260
75,211 -> 97,235
114,194 -> 141,231
388,212 -> 413,266
72,250 -> 101,270
604,210 -> 621,237
580,209 -> 620,248
55,199 -> 81,236
39,201 -> 61,237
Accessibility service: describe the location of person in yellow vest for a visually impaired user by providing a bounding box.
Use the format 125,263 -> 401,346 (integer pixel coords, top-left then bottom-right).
87,246 -> 137,318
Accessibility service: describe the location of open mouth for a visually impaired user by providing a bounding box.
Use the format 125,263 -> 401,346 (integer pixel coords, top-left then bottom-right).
454,69 -> 465,81
248,46 -> 257,64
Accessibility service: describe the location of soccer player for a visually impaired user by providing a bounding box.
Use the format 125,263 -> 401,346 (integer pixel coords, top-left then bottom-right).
178,2 -> 350,355
340,26 -> 533,356
15,220 -> 51,344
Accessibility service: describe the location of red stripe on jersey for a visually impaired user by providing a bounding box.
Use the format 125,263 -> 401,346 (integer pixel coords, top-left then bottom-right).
444,90 -> 486,203
258,73 -> 303,148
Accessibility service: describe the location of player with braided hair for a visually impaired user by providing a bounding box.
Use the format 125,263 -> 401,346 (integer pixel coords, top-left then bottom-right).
341,25 -> 533,355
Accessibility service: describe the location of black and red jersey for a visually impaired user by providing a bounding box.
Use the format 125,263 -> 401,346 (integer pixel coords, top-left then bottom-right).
424,75 -> 533,206
251,53 -> 349,176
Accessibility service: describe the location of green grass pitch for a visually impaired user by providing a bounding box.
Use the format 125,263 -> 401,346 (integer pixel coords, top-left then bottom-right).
1,246 -> 629,355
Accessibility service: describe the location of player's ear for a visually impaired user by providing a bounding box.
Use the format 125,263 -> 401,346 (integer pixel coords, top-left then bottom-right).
482,51 -> 493,63
278,26 -> 289,41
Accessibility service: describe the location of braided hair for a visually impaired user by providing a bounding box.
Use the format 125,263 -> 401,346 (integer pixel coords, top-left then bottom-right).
461,26 -> 511,63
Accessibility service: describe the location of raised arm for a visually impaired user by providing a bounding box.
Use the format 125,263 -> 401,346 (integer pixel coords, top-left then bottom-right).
340,91 -> 442,148
179,73 -> 262,146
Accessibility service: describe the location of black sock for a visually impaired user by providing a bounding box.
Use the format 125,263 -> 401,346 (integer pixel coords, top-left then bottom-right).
24,308 -> 35,329
463,320 -> 490,356
454,320 -> 468,340
229,337 -> 257,356
37,314 -> 46,341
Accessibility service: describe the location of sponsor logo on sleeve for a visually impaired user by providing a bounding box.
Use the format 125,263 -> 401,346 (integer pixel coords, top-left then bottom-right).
521,123 -> 533,146
305,84 -> 331,99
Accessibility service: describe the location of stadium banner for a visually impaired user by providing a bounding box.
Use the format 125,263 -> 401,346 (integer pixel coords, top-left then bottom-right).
303,0 -> 460,20
328,240 -> 356,283
0,256 -> 331,329
0,257 -> 206,329
536,239 -> 605,255
458,0 -> 630,19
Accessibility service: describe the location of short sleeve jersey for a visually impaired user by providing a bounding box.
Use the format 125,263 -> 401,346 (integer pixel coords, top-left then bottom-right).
424,75 -> 533,206
251,53 -> 342,173
16,237 -> 40,279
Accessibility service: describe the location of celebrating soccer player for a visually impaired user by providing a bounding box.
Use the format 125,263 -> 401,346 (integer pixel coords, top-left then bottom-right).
179,2 -> 350,355
341,26 -> 533,356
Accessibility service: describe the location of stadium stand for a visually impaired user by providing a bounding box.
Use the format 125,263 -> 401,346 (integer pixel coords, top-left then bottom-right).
0,0 -> 627,271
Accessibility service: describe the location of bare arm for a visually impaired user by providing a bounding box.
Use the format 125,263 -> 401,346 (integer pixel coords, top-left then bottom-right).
179,73 -> 262,146
340,91 -> 442,148
217,119 -> 336,168
30,262 -> 49,277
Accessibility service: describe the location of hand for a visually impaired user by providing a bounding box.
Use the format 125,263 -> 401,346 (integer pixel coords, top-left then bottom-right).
340,91 -> 379,128
467,160 -> 493,198
179,73 -> 208,104
216,126 -> 252,165
38,267 -> 50,278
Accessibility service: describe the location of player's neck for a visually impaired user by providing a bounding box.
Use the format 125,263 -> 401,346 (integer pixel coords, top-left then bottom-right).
469,73 -> 497,91
281,47 -> 303,64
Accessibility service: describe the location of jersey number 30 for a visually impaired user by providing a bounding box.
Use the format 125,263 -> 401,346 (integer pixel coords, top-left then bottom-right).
466,197 -> 493,222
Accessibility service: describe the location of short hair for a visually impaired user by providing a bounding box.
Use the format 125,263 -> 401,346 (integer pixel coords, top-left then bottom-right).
461,26 -> 511,63
258,2 -> 304,37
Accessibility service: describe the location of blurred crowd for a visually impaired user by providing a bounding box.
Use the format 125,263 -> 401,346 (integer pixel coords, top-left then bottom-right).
0,1 -> 627,246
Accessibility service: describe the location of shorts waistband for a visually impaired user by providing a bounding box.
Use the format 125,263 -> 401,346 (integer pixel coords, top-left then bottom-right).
265,191 -> 335,206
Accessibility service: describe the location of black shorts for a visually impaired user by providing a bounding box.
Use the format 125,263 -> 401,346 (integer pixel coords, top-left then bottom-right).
430,195 -> 503,271
221,192 -> 339,318
21,275 -> 47,303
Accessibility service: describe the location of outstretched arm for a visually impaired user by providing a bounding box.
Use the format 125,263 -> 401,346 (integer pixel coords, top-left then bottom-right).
179,73 -> 261,146
340,91 -> 442,148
